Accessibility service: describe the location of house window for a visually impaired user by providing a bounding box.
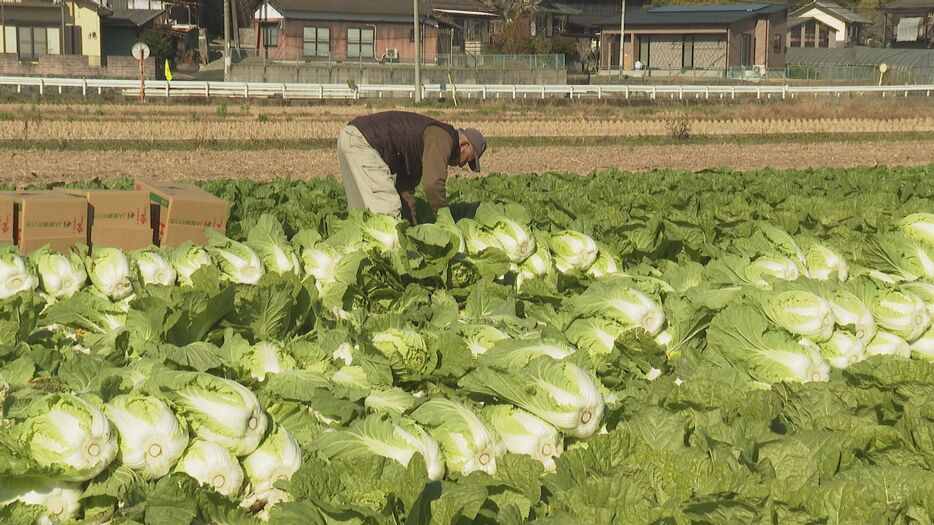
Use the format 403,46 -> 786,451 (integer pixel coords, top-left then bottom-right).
262,24 -> 278,48
347,27 -> 374,59
303,26 -> 329,57
16,27 -> 48,60
740,34 -> 752,66
819,24 -> 830,47
639,35 -> 650,68
682,35 -> 694,69
804,22 -> 815,47
773,34 -> 782,54
790,28 -> 801,47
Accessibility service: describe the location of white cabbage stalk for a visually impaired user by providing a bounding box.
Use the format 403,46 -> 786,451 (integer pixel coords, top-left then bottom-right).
32,248 -> 86,299
87,247 -> 133,300
20,394 -> 118,481
761,291 -> 835,342
300,243 -> 342,290
900,281 -> 934,318
176,439 -> 244,498
806,243 -> 848,281
572,282 -> 666,336
0,477 -> 83,524
171,243 -> 213,286
865,330 -> 911,358
459,219 -> 499,254
0,249 -> 39,299
460,324 -> 510,357
909,327 -> 934,361
830,290 -> 877,345
363,214 -> 403,253
566,318 -> 622,356
205,230 -> 265,285
242,425 -> 302,503
316,416 -> 446,481
490,220 -> 536,263
746,255 -> 800,284
460,358 -> 606,438
174,374 -> 269,456
550,231 -> 598,273
516,239 -> 552,287
363,388 -> 417,415
411,398 -> 500,476
899,213 -> 934,246
331,342 -> 355,365
244,341 -> 296,382
870,289 -> 931,342
134,248 -> 177,286
484,405 -> 563,472
246,215 -> 302,275
104,394 -> 189,480
807,332 -> 865,369
587,249 -> 620,278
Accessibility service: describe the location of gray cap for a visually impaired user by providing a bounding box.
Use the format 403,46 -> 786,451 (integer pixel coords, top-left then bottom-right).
460,128 -> 486,173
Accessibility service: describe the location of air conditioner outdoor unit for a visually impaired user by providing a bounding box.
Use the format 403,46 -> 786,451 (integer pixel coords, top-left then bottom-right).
385,48 -> 399,60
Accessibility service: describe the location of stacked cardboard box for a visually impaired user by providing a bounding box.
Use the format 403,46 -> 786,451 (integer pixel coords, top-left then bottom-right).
0,191 -> 88,254
134,179 -> 229,247
54,188 -> 153,251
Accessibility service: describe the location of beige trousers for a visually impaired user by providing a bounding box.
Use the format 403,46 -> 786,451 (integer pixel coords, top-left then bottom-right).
337,125 -> 402,217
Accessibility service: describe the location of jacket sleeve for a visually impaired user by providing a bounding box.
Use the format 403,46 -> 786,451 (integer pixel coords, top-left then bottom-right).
421,126 -> 454,216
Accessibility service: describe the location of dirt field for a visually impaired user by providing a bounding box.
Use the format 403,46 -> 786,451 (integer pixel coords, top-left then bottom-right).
0,98 -> 932,186
2,139 -> 932,187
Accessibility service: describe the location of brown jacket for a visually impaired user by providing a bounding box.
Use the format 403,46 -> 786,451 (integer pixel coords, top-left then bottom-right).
350,111 -> 459,224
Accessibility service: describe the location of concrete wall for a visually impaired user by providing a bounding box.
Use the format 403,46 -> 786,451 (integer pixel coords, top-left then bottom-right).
229,62 -> 566,85
0,53 -> 155,78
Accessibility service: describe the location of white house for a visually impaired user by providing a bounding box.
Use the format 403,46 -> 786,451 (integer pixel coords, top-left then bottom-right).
787,1 -> 870,47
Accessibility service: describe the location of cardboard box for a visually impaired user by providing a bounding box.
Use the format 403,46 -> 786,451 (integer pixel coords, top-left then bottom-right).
133,179 -> 229,247
91,226 -> 154,251
53,188 -> 153,250
18,235 -> 87,255
0,191 -> 88,254
0,196 -> 12,246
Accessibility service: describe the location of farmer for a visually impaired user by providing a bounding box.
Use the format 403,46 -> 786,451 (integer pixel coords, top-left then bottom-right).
337,111 -> 487,225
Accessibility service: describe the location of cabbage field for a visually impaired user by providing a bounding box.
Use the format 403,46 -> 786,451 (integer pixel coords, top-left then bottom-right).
2,166 -> 934,524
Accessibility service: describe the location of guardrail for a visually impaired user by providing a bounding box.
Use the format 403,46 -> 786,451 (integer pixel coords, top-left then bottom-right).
1,76 -> 932,101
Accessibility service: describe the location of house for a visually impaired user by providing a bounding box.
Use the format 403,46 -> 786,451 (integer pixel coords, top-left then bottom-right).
101,8 -> 166,57
0,0 -> 109,64
884,0 -> 934,48
252,0 -> 448,63
430,0 -> 497,54
596,3 -> 788,76
787,1 -> 869,48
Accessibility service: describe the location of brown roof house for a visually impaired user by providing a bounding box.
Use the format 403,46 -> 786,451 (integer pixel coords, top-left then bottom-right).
597,3 -> 788,78
884,0 -> 934,48
252,0 -> 446,62
787,1 -> 870,48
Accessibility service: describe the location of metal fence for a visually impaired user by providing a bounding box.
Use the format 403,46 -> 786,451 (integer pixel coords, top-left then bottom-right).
228,49 -> 564,70
596,64 -> 934,85
1,75 -> 931,101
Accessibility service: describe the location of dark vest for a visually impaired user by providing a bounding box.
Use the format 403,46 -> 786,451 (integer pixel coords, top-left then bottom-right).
350,111 -> 460,187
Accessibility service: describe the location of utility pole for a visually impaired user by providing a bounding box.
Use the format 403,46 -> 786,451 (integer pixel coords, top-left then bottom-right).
414,0 -> 422,103
619,0 -> 626,78
230,0 -> 241,52
223,0 -> 231,80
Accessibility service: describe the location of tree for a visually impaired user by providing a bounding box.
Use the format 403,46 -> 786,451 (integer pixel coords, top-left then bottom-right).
479,0 -> 542,22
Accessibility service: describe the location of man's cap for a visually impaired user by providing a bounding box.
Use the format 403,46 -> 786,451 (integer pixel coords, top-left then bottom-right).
460,128 -> 486,173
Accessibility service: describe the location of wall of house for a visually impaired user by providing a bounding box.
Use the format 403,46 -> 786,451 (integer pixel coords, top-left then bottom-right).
0,4 -> 66,55
797,8 -> 847,43
229,62 -> 566,85
640,34 -> 727,71
0,53 -> 155,77
72,2 -> 102,65
255,19 -> 442,63
727,13 -> 786,69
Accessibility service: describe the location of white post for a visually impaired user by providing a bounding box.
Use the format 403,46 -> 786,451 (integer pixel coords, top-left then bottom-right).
414,0 -> 422,103
223,0 -> 231,81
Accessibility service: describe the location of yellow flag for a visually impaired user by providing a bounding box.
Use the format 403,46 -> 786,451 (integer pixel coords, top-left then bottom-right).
164,60 -> 173,81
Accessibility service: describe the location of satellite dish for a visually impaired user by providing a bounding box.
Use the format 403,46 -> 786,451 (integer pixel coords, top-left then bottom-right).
131,42 -> 151,60
879,63 -> 888,73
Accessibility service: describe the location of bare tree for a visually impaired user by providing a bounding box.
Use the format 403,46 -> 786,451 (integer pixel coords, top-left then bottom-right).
479,0 -> 542,22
